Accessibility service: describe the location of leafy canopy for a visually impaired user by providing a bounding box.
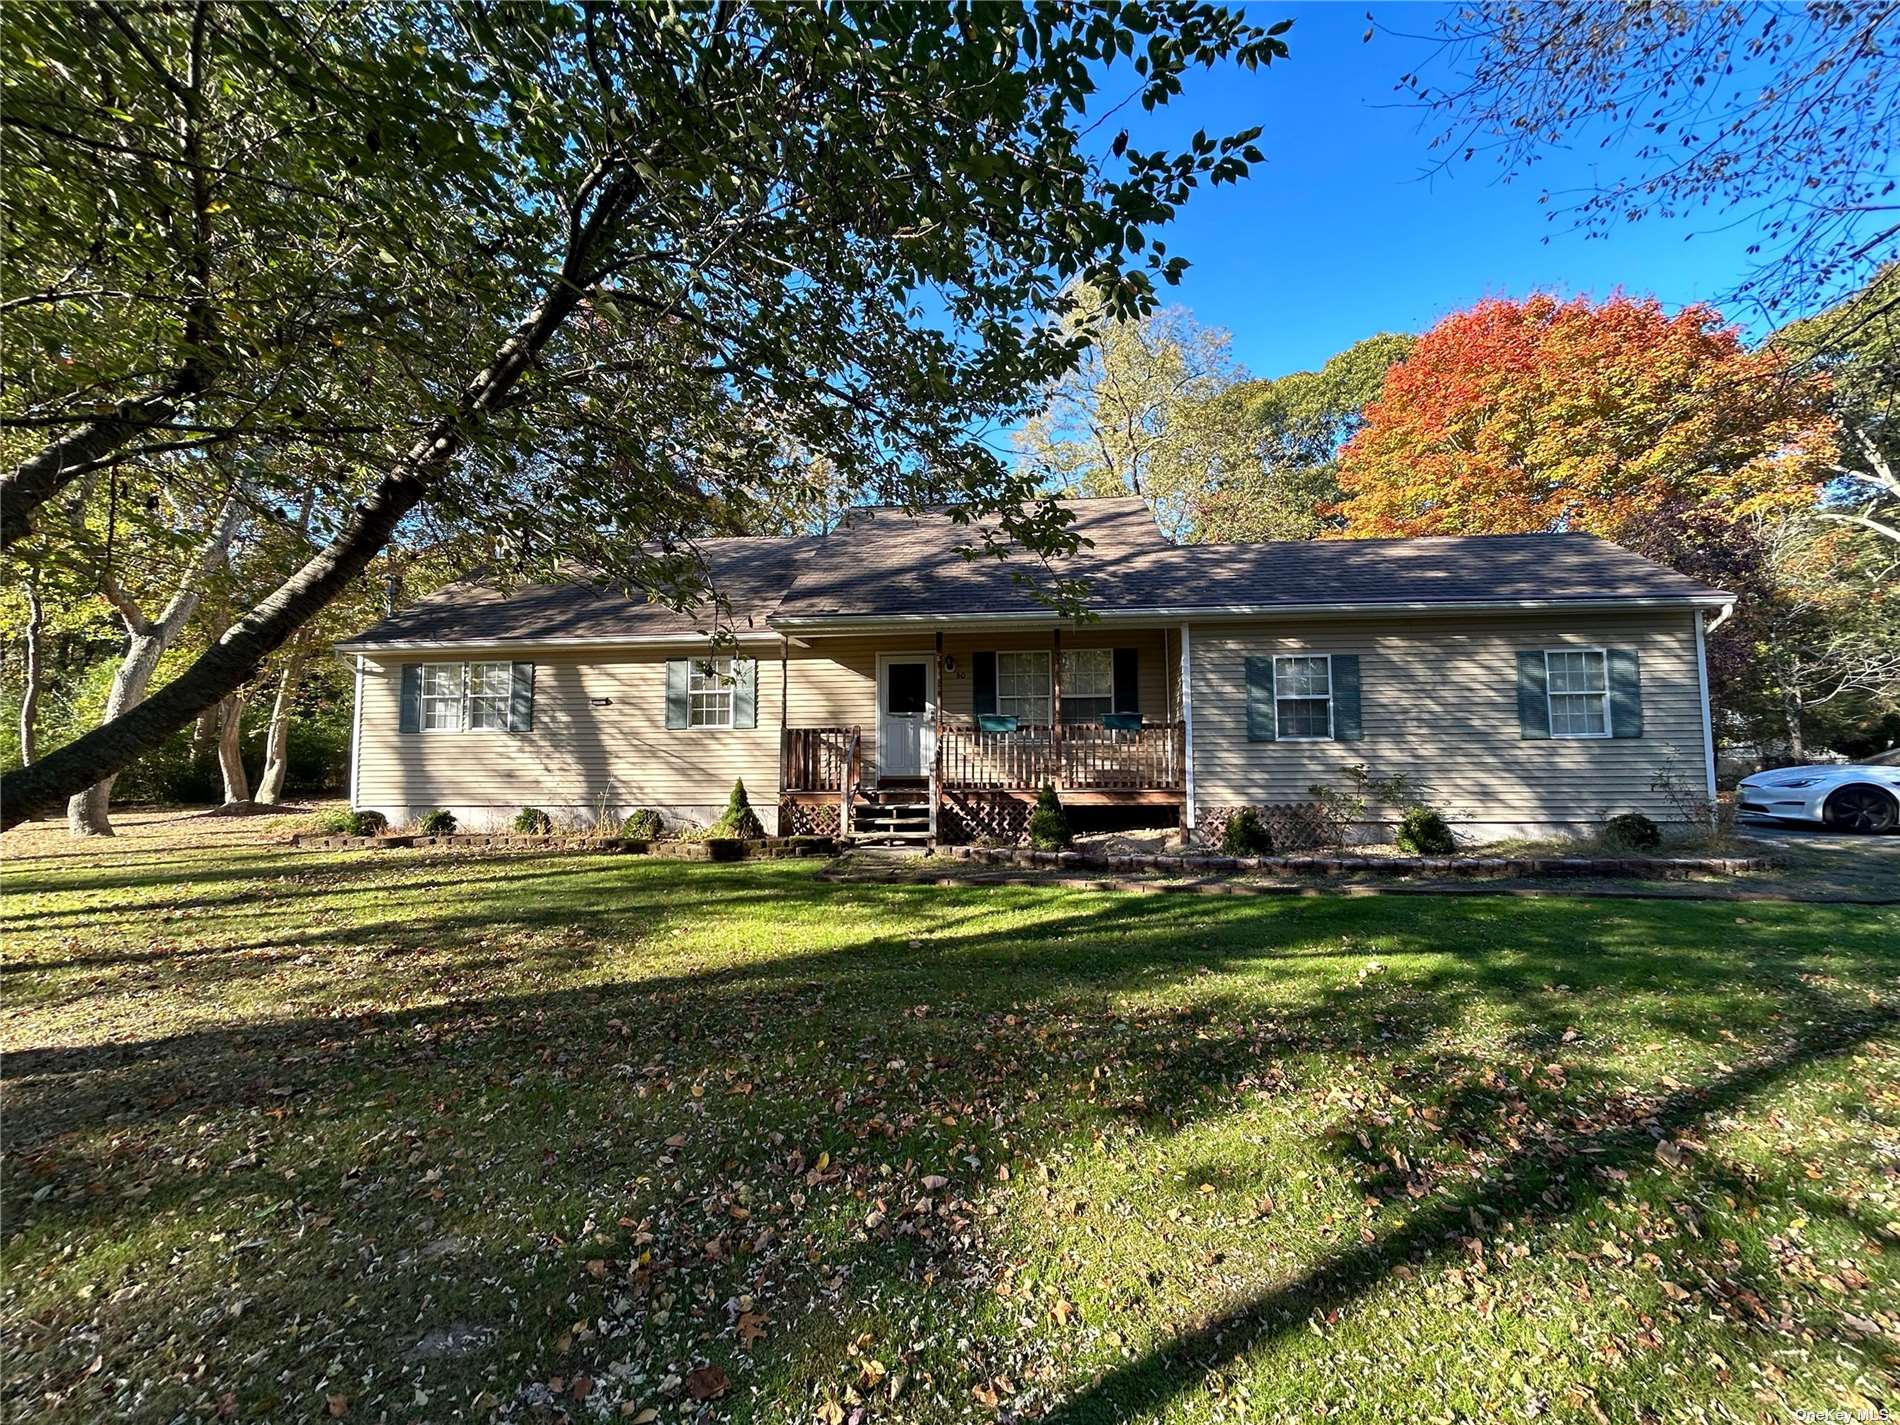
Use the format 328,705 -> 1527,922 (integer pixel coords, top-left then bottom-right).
1335,295 -> 1834,542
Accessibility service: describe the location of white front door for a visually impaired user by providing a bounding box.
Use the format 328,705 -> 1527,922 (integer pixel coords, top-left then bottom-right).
877,655 -> 934,779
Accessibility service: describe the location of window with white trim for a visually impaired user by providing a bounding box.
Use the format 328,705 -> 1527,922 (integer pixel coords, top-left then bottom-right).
997,650 -> 1052,724
1060,648 -> 1114,722
420,664 -> 465,732
1274,654 -> 1333,740
420,661 -> 514,732
688,656 -> 736,729
1546,649 -> 1610,737
467,662 -> 513,730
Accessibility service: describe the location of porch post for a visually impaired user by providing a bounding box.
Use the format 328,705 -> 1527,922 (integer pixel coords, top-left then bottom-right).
930,630 -> 944,839
1050,626 -> 1063,790
1179,622 -> 1196,836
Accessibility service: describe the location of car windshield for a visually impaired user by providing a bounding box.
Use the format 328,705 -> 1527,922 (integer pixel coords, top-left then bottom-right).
1858,747 -> 1900,767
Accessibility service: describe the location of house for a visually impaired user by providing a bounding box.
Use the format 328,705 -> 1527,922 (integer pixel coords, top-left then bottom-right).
336,498 -> 1734,844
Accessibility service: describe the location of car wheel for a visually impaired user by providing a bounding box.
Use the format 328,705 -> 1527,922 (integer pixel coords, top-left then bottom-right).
1822,784 -> 1899,833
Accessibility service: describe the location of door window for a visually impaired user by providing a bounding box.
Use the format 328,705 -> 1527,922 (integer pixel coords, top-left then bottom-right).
887,661 -> 927,715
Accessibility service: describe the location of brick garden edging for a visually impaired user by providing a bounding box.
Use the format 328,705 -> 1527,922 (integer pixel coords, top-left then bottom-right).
288,832 -> 838,861
943,844 -> 1769,880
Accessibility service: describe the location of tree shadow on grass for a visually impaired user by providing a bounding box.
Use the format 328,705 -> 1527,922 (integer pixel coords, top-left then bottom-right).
6,857 -> 1898,1422
1041,1006 -> 1898,1423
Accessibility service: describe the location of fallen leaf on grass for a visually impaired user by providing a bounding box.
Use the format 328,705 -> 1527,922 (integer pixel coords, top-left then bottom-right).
685,1365 -> 729,1401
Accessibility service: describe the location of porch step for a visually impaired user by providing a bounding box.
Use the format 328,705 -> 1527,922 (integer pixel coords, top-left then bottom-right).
849,800 -> 932,843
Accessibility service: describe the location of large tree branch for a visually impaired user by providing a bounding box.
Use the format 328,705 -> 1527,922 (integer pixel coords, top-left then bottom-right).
0,198 -> 619,827
1,377 -> 208,549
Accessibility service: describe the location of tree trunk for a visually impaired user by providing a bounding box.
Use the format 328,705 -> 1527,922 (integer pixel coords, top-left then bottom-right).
67,623 -> 173,835
254,654 -> 303,805
0,229 -> 610,831
216,692 -> 249,804
19,580 -> 42,767
190,706 -> 217,759
64,493 -> 244,836
1782,686 -> 1807,762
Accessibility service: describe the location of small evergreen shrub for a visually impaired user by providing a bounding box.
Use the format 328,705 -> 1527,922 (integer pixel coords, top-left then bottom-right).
621,808 -> 665,841
710,779 -> 764,839
310,808 -> 386,836
1602,811 -> 1662,851
1221,806 -> 1274,856
1026,783 -> 1072,850
1395,806 -> 1456,855
417,808 -> 457,836
513,807 -> 552,834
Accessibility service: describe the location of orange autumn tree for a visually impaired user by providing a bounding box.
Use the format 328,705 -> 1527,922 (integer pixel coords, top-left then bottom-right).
1334,294 -> 1834,541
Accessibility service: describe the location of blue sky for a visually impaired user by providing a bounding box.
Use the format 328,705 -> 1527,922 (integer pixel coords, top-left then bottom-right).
1112,3 -> 1794,381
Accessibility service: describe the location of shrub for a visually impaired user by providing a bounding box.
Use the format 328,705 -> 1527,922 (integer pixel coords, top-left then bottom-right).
310,808 -> 386,837
620,808 -> 665,841
1602,811 -> 1662,851
1395,806 -> 1456,855
1221,806 -> 1274,856
513,807 -> 553,834
1308,764 -> 1416,847
710,779 -> 765,839
417,808 -> 457,836
1026,783 -> 1071,850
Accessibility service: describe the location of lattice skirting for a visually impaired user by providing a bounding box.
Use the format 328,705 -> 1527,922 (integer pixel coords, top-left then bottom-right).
1195,803 -> 1335,853
938,791 -> 1032,847
780,799 -> 841,837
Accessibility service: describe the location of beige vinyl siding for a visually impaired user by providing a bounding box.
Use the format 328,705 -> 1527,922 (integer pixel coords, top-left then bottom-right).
1189,611 -> 1709,832
354,647 -> 782,828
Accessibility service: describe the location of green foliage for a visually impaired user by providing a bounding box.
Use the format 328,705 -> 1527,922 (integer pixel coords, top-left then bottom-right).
309,808 -> 385,837
1194,333 -> 1417,541
416,809 -> 457,836
710,780 -> 764,840
1395,806 -> 1457,855
620,809 -> 665,842
1603,812 -> 1663,851
513,807 -> 552,835
1026,783 -> 1072,850
1220,806 -> 1274,856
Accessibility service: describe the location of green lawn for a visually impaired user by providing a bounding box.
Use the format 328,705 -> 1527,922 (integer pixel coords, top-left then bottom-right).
5,811 -> 1899,1423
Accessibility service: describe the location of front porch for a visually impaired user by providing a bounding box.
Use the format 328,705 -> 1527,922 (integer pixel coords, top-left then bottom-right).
780,718 -> 1187,841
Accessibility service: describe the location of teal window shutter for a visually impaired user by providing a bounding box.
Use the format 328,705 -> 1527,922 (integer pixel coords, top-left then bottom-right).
1609,649 -> 1643,738
1516,652 -> 1550,739
509,662 -> 534,732
665,659 -> 689,729
733,658 -> 757,729
398,664 -> 421,734
972,652 -> 997,716
1245,656 -> 1276,741
1332,654 -> 1362,741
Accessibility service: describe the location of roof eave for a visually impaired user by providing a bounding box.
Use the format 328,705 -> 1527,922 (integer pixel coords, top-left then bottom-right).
333,629 -> 787,656
768,593 -> 1735,631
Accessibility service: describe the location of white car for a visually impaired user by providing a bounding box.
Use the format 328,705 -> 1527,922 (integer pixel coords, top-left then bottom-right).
1738,749 -> 1900,833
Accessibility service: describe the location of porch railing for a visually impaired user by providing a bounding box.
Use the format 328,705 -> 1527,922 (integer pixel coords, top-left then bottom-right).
937,719 -> 1185,792
781,725 -> 859,793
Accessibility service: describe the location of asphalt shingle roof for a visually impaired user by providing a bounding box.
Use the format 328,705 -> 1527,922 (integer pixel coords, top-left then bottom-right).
340,502 -> 1732,649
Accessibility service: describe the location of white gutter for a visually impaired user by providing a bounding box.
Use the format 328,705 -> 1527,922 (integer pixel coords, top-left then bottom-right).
769,595 -> 1735,632
349,654 -> 364,810
1180,622 -> 1196,834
